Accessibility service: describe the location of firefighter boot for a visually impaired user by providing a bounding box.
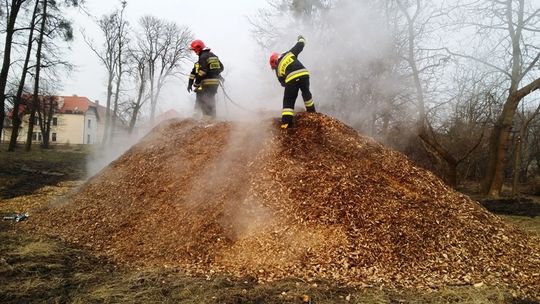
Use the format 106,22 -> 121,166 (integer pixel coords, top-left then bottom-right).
281,113 -> 293,129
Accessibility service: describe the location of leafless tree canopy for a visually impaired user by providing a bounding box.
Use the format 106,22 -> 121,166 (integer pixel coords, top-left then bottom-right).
136,15 -> 192,122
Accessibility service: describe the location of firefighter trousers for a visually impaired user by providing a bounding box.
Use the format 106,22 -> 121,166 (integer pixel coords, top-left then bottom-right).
282,76 -> 316,125
195,84 -> 219,118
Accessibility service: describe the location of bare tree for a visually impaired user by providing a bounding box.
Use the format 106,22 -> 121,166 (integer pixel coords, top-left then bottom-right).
137,15 -> 192,122
447,0 -> 540,197
84,8 -> 122,144
511,101 -> 540,196
24,0 -> 48,151
110,0 -> 129,140
24,0 -> 77,151
0,0 -> 28,146
126,47 -> 148,133
390,0 -> 484,185
36,94 -> 56,148
7,0 -> 39,151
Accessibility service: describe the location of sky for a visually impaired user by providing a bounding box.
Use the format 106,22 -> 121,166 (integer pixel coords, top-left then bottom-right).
61,0 -> 275,118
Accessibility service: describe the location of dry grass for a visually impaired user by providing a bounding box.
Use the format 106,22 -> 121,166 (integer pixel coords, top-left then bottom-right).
1,222 -> 537,304
501,215 -> 540,235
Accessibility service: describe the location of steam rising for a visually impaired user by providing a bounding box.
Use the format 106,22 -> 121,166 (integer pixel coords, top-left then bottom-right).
85,0 -> 398,181
245,0 -> 398,134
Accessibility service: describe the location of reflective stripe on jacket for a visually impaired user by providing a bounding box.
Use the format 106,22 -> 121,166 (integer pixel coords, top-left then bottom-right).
275,40 -> 309,85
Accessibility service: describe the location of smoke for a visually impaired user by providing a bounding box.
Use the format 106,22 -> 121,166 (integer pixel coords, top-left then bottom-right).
85,121 -> 161,178
245,0 -> 401,136
84,0 -> 400,179
183,116 -> 276,239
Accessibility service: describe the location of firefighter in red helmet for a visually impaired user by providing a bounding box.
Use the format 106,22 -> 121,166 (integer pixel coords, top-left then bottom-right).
187,39 -> 224,119
269,35 -> 316,129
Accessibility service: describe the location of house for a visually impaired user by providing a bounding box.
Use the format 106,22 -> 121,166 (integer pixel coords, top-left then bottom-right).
2,95 -> 123,145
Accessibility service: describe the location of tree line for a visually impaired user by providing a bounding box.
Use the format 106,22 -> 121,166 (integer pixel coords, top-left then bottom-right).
0,0 -> 193,150
0,0 -> 78,151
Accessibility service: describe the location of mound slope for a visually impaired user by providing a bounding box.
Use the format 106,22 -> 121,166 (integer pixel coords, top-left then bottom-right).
31,113 -> 539,298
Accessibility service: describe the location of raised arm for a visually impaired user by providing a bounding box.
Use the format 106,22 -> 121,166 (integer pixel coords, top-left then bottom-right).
289,35 -> 306,56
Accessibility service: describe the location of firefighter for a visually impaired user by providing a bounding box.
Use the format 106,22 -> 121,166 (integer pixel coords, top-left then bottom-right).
187,39 -> 224,119
269,35 -> 316,129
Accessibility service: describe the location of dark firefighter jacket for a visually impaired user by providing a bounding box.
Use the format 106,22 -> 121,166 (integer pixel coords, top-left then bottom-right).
188,49 -> 224,88
275,40 -> 309,87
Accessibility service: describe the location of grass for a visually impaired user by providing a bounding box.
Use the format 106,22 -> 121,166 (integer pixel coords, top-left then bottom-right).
501,215 -> 540,235
0,144 -> 88,199
0,148 -> 539,303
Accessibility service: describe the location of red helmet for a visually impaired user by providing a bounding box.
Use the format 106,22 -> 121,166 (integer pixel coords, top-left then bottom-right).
269,52 -> 280,70
190,39 -> 205,54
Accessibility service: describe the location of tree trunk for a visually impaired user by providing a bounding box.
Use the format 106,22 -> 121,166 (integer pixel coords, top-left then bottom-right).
112,76 -> 120,140
102,71 -> 114,144
111,5 -> 127,140
419,129 -> 459,187
0,0 -> 24,144
149,64 -> 156,123
112,55 -> 123,140
8,0 -> 39,152
129,85 -> 145,133
511,103 -> 540,196
484,77 -> 540,197
38,96 -> 54,148
511,134 -> 522,197
25,0 -> 47,152
43,99 -> 53,148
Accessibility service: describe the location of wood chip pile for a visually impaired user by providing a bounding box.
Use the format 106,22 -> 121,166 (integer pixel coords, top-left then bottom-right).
29,113 -> 539,299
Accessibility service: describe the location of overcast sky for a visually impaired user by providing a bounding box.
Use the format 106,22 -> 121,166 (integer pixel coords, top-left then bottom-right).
62,0 -> 273,116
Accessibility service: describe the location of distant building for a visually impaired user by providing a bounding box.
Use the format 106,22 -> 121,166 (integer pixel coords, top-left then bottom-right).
2,95 -> 125,145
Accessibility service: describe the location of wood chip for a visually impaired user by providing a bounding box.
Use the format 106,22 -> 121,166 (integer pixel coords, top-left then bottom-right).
25,114 -> 540,300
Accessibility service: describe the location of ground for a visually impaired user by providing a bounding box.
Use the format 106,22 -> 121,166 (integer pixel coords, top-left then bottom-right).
0,145 -> 538,304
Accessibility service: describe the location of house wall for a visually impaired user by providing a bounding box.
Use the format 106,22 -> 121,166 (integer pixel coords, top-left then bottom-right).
53,114 -> 85,144
2,113 -> 109,145
0,128 -> 23,143
12,113 -> 85,145
83,109 -> 99,144
2,116 -> 39,144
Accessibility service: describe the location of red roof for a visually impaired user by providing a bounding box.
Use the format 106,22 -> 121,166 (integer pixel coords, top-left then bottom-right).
57,96 -> 92,113
57,95 -> 109,114
7,104 -> 27,119
7,95 -> 108,119
56,96 -> 109,120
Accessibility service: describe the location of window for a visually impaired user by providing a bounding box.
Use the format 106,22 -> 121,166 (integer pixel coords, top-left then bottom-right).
87,119 -> 91,128
33,117 -> 39,125
32,132 -> 42,141
52,117 -> 58,126
51,133 -> 57,142
87,135 -> 91,144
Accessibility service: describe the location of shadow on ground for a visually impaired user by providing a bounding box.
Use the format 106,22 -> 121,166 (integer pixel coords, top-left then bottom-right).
479,197 -> 540,217
0,150 -> 87,199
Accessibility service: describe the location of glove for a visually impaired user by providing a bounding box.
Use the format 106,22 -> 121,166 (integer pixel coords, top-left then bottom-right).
297,35 -> 305,43
187,84 -> 192,92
